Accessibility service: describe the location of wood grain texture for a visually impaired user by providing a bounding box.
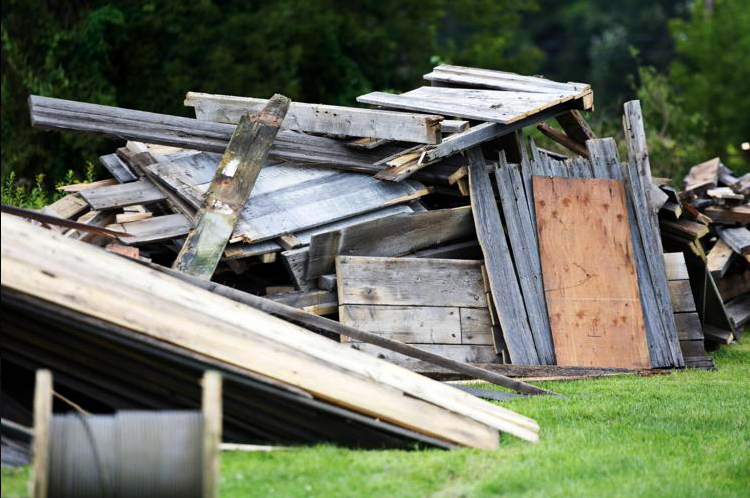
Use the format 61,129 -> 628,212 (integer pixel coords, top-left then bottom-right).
340,305 -> 462,344
79,179 -> 166,210
534,175 -> 650,368
185,92 -> 443,144
717,226 -> 750,255
98,153 -> 137,183
423,65 -> 589,94
467,146 -> 539,364
40,194 -> 88,220
108,214 -> 192,245
336,256 -> 486,308
306,206 -> 474,280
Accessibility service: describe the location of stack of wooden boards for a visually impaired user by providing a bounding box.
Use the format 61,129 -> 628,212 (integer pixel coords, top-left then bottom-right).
657,157 -> 750,346
12,64 -> 739,392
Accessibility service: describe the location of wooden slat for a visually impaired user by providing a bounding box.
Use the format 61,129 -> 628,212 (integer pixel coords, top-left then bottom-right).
555,110 -> 596,144
79,179 -> 166,210
467,147 -> 539,364
663,253 -> 690,280
494,155 -> 555,364
99,153 -> 138,183
674,313 -> 704,341
185,92 -> 443,144
459,308 -> 494,345
173,95 -> 290,279
266,289 -> 337,316
306,206 -> 474,280
706,240 -> 735,278
336,256 -> 486,308
107,214 -> 192,245
534,175 -> 650,368
536,122 -> 588,157
57,179 -> 119,193
717,226 -> 750,255
40,194 -> 88,220
620,103 -> 684,367
725,294 -> 750,329
423,65 -> 589,94
668,280 -> 697,313
359,85 -> 590,125
704,205 -> 750,224
340,305 -> 462,344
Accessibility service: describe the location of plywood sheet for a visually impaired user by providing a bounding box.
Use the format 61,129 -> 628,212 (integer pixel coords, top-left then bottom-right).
533,176 -> 650,368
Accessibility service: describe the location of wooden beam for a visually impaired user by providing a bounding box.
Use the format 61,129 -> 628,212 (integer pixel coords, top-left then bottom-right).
173,95 -> 290,279
555,110 -> 596,144
32,369 -> 52,498
201,371 -> 222,498
536,122 -> 588,157
185,92 -> 443,144
467,147 -> 540,364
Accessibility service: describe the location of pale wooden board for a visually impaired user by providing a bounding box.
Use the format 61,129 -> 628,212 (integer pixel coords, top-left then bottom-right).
108,214 -> 192,245
3,214 -> 541,447
79,179 -> 166,210
306,206 -> 474,280
40,194 -> 88,220
348,343 -> 500,373
358,86 -> 586,125
423,64 -> 589,94
668,280 -> 697,313
148,156 -> 427,244
340,305 -> 462,344
706,240 -> 735,278
336,256 -> 486,308
534,176 -> 650,368
185,92 -> 443,144
663,252 -> 690,280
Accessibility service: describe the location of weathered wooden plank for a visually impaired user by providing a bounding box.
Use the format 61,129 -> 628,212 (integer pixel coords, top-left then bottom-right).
536,122 -> 588,157
280,247 -> 316,291
28,95 -> 413,175
619,106 -> 684,367
459,308 -> 494,345
40,194 -> 88,220
668,280 -> 697,313
467,147 -> 539,364
78,179 -> 166,210
340,305 -> 462,344
494,155 -> 555,364
441,120 -> 470,134
348,343 -> 500,373
717,226 -> 750,255
185,92 -> 443,144
107,214 -> 192,245
98,153 -> 138,183
715,269 -> 750,302
684,157 -> 720,192
58,178 -> 119,193
659,219 -> 709,240
534,175 -> 650,368
266,289 -> 338,316
663,253 -> 690,280
359,85 -> 589,125
674,312 -> 704,341
173,96 -> 290,279
423,65 -> 590,94
336,256 -> 486,308
706,240 -> 735,278
306,206 -> 474,279
555,110 -> 596,144
725,294 -> 750,329
704,205 -> 750,224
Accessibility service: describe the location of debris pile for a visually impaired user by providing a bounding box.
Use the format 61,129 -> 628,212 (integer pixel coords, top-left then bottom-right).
2,65 -> 747,455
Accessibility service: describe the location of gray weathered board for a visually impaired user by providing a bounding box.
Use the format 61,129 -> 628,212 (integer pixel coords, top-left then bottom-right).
98,153 -> 137,183
146,153 -> 428,244
336,256 -> 496,368
185,92 -> 444,144
358,85 -> 590,125
467,147 -> 541,365
423,65 -> 590,95
79,179 -> 166,210
108,214 -> 193,245
305,206 -> 474,280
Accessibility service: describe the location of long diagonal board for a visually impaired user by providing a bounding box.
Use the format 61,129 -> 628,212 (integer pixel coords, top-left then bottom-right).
533,176 -> 650,368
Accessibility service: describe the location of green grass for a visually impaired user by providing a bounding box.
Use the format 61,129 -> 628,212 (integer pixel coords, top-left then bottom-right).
3,340 -> 749,497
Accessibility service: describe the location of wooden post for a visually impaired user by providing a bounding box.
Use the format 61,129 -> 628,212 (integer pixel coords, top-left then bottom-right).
32,370 -> 53,498
173,94 -> 290,279
202,371 -> 222,498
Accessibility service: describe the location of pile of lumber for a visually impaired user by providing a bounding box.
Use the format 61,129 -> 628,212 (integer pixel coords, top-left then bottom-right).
657,157 -> 750,345
3,64 -> 746,451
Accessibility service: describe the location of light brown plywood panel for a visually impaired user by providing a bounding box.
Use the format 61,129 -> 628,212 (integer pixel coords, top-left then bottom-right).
533,176 -> 650,368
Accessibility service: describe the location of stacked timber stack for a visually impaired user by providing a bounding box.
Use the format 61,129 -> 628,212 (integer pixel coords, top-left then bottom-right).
3,65 -> 745,455
656,157 -> 750,348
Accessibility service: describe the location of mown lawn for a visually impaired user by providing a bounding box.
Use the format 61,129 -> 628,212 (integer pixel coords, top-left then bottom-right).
3,339 -> 749,497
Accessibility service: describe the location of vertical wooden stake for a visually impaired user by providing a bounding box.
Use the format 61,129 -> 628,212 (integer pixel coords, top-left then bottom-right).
173,94 -> 290,279
202,371 -> 222,498
32,370 -> 53,498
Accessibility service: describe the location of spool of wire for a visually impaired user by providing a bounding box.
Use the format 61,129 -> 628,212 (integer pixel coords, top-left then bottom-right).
32,371 -> 222,498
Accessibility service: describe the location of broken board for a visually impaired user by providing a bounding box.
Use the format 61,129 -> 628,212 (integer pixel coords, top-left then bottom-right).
533,176 -> 650,368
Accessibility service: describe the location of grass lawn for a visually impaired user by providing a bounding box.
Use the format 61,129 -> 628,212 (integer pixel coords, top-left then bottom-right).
3,338 -> 749,497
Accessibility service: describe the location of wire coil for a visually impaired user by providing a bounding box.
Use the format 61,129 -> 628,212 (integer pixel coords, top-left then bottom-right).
47,411 -> 203,498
